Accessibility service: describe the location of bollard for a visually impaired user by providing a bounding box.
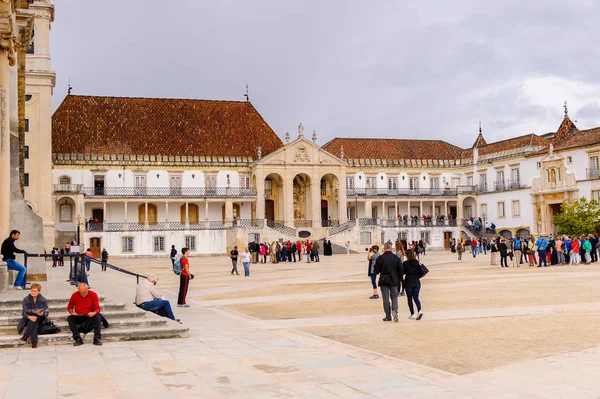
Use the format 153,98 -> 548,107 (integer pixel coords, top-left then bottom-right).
0,263 -> 7,293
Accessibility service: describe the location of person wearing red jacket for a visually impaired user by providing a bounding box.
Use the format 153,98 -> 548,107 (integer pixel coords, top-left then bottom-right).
470,238 -> 478,258
296,241 -> 303,261
305,241 -> 313,263
67,283 -> 102,346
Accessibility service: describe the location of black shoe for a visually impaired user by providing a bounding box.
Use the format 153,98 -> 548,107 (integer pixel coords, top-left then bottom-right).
101,318 -> 109,328
93,338 -> 102,346
383,317 -> 392,322
74,338 -> 84,346
20,334 -> 29,342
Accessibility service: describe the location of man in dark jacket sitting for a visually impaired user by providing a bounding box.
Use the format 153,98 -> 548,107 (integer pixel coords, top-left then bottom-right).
374,241 -> 404,323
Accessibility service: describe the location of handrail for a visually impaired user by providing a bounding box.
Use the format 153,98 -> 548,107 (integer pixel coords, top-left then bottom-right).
24,253 -> 146,284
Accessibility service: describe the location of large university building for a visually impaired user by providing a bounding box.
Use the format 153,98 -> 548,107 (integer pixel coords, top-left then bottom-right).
28,94 -> 599,257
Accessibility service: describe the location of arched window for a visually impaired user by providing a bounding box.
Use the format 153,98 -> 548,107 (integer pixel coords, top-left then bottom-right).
138,204 -> 158,224
59,176 -> 71,185
180,204 -> 199,224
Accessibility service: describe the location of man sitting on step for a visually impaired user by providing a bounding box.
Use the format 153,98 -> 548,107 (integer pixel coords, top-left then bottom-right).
135,274 -> 180,323
66,283 -> 104,346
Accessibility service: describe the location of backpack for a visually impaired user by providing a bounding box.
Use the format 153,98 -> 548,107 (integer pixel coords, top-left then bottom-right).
173,257 -> 182,275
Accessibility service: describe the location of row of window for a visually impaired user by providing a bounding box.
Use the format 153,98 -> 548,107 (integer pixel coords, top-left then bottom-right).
121,235 -> 197,253
346,176 -> 443,190
495,200 -> 520,218
58,175 -> 252,188
358,231 -> 430,246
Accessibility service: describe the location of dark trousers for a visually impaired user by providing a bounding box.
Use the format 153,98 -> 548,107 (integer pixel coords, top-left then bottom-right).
178,274 -> 190,305
592,248 -> 598,262
406,285 -> 422,315
68,314 -> 102,340
231,259 -> 239,274
380,285 -> 399,318
538,250 -> 547,266
313,250 -> 320,262
291,253 -> 296,262
287,252 -> 292,262
24,317 -> 43,342
500,254 -> 508,267
101,260 -> 107,271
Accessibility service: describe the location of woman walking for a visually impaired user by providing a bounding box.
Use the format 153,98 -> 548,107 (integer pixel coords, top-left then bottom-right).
402,249 -> 424,320
240,247 -> 252,276
177,248 -> 192,308
367,245 -> 380,299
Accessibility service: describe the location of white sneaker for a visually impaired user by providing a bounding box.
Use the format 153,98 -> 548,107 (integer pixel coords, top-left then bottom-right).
408,314 -> 415,320
14,286 -> 23,290
416,310 -> 424,320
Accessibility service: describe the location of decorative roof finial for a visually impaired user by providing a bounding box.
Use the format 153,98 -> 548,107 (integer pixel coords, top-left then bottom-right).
479,121 -> 482,135
340,145 -> 344,159
68,76 -> 72,95
243,84 -> 249,102
257,146 -> 262,160
285,132 -> 290,144
564,100 -> 568,117
312,130 -> 317,144
298,122 -> 304,138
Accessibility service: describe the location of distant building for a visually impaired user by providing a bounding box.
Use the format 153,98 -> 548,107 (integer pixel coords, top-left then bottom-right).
38,94 -> 600,257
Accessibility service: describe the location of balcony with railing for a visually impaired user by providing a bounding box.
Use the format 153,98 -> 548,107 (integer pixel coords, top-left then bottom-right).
82,187 -> 257,198
53,184 -> 83,194
346,188 -> 458,197
492,179 -> 523,192
586,168 -> 600,180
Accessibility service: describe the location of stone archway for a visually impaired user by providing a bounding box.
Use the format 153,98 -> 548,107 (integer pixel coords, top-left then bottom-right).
293,173 -> 313,224
320,173 -> 340,223
264,173 -> 284,222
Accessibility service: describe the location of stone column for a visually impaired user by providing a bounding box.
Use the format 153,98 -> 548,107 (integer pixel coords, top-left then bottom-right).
394,201 -> 398,222
337,173 -> 347,222
123,201 -> 128,231
204,200 -> 209,221
185,201 -> 189,227
103,201 -> 108,230
224,199 -> 233,227
255,174 -> 265,222
164,201 -> 169,229
312,177 -> 320,226
419,201 -> 423,225
144,202 -> 148,229
284,172 -> 294,226
0,34 -> 13,238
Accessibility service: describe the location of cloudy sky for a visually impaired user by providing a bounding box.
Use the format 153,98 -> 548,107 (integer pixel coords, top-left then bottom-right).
51,0 -> 600,147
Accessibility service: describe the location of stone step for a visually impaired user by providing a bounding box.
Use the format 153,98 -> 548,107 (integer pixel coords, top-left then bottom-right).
0,296 -> 107,308
0,323 -> 189,348
0,316 -> 169,333
0,308 -> 147,326
0,302 -> 126,316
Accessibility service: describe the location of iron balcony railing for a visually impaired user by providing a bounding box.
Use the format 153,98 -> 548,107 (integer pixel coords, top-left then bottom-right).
586,168 -> 600,179
294,220 -> 313,228
82,187 -> 258,197
53,184 -> 83,194
346,188 -> 458,197
321,219 -> 340,228
493,179 -> 523,192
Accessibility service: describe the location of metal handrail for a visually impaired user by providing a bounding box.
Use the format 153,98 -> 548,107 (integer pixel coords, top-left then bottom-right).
82,187 -> 257,197
346,188 -> 458,197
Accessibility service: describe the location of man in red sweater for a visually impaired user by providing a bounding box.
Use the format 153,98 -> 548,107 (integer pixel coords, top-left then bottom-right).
67,283 -> 103,346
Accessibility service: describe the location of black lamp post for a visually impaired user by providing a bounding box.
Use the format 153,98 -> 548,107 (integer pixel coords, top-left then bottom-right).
77,214 -> 81,245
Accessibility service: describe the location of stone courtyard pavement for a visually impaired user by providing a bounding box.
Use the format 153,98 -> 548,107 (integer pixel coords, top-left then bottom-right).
2,250 -> 600,398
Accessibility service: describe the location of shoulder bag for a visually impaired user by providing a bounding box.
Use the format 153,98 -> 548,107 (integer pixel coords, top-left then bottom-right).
418,263 -> 429,278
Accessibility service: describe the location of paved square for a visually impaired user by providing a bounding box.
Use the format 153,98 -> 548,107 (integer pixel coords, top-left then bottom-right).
2,251 -> 600,398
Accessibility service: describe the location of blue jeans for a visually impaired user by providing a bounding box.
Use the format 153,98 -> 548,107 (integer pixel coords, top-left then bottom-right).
471,247 -> 477,258
406,285 -> 422,315
370,274 -> 377,289
140,299 -> 176,321
243,262 -> 250,276
538,249 -> 547,266
85,259 -> 91,271
6,259 -> 26,287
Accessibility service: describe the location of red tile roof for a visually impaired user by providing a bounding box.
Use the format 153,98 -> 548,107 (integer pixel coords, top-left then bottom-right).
472,133 -> 487,148
553,115 -> 578,142
322,138 -> 465,161
553,126 -> 600,151
52,95 -> 283,158
472,133 -> 549,157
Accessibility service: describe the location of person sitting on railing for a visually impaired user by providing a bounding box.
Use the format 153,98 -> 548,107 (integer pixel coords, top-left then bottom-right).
135,274 -> 180,323
1,230 -> 28,290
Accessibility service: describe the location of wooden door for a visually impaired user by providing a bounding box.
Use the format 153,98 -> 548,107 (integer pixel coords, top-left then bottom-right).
92,209 -> 104,223
443,232 -> 452,249
90,237 -> 101,258
265,200 -> 275,220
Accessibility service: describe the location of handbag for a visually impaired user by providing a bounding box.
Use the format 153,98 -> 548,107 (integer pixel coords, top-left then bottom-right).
418,263 -> 429,278
38,318 -> 61,335
378,274 -> 392,287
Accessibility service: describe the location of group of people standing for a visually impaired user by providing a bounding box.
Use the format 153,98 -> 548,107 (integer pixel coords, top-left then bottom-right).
367,239 -> 424,322
451,233 -> 599,267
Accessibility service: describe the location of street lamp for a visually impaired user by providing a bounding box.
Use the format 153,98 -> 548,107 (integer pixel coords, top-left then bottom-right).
77,214 -> 81,245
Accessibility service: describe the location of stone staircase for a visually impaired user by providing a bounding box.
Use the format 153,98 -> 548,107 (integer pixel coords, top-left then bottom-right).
317,239 -> 358,254
0,296 -> 188,347
55,231 -> 76,249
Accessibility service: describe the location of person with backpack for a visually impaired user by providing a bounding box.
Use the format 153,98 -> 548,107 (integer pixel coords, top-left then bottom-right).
230,246 -> 239,275
535,235 -> 549,267
101,248 -> 108,271
457,241 -> 464,260
176,248 -> 193,307
290,242 -> 297,262
170,245 -> 177,270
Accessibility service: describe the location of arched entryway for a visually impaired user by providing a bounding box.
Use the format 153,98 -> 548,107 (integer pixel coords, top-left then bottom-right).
320,173 -> 340,224
461,196 -> 477,220
221,203 -> 241,223
293,173 -> 313,223
138,204 -> 158,224
264,173 -> 284,225
181,203 -> 199,224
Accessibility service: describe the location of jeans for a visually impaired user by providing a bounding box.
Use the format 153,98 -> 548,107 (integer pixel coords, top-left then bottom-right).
85,259 -> 91,271
370,274 -> 377,290
140,299 -> 176,321
68,314 -> 102,340
471,247 -> 477,258
24,316 -> 43,342
557,251 -> 565,265
538,250 -> 547,266
313,250 -> 320,262
243,262 -> 250,276
380,285 -> 399,318
6,259 -> 26,287
406,285 -> 422,315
